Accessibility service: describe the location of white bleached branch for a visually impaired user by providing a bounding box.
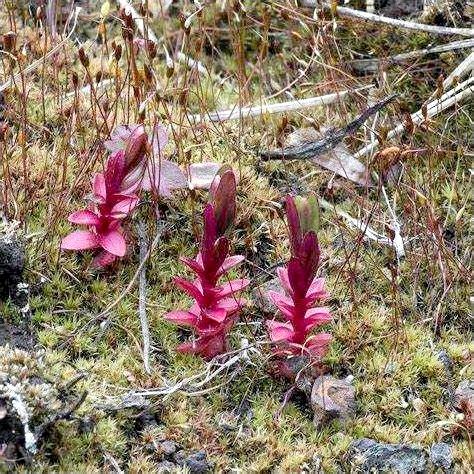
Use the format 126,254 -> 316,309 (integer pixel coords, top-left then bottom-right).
189,85 -> 373,123
301,1 -> 474,37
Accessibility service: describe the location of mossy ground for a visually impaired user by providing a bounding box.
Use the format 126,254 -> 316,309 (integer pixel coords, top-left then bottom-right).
1,1 -> 472,472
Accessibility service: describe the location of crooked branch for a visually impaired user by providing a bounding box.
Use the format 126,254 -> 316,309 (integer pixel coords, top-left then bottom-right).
260,94 -> 397,161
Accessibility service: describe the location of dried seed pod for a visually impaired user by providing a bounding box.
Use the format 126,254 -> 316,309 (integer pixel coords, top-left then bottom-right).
2,31 -> 16,52
0,122 -> 8,142
114,43 -> 122,61
78,47 -> 89,68
143,63 -> 153,84
147,42 -> 157,60
98,21 -> 106,40
71,71 -> 79,88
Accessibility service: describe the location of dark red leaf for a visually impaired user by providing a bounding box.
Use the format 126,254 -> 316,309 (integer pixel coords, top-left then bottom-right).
285,195 -> 302,257
212,170 -> 236,236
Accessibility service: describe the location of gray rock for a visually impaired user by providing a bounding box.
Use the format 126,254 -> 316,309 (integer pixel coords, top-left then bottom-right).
160,440 -> 177,457
430,443 -> 452,470
311,375 -> 355,426
0,234 -> 25,298
348,438 -> 427,473
174,450 -> 211,473
453,380 -> 474,411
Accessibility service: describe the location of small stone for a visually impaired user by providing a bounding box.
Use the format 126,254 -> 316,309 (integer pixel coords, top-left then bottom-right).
348,438 -> 427,472
0,234 -> 25,298
156,460 -> 177,473
437,350 -> 453,374
160,440 -> 177,457
174,450 -> 211,474
430,442 -> 452,470
453,380 -> 474,411
310,375 -> 355,426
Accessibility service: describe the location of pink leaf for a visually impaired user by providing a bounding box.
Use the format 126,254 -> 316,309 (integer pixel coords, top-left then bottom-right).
306,333 -> 332,355
180,256 -> 204,276
267,290 -> 295,320
105,151 -> 126,195
164,310 -> 197,326
150,124 -> 169,159
124,128 -> 148,168
304,307 -> 331,331
174,278 -> 204,302
92,250 -> 117,268
216,255 -> 245,277
93,174 -> 107,202
99,230 -> 126,257
203,307 -> 227,323
218,279 -> 249,297
143,159 -> 187,196
276,267 -> 293,295
68,210 -> 101,226
104,124 -> 142,153
61,230 -> 98,250
306,277 -> 327,299
188,162 -> 222,190
109,196 -> 139,218
215,298 -> 242,313
266,321 -> 294,342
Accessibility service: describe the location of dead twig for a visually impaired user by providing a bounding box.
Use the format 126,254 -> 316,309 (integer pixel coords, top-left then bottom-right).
351,38 -> 474,69
301,1 -> 474,37
189,86 -> 373,123
124,340 -> 261,400
260,94 -> 397,161
137,220 -> 152,374
354,78 -> 474,159
437,50 -> 474,97
34,391 -> 87,440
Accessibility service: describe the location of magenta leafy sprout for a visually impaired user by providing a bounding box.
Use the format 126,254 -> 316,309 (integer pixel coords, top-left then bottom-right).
266,195 -> 332,359
61,124 -> 188,266
61,123 -> 226,266
164,170 -> 249,360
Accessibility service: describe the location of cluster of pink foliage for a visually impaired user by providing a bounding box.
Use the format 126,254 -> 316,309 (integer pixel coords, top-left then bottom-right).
266,195 -> 331,359
164,171 -> 249,359
61,124 -> 186,266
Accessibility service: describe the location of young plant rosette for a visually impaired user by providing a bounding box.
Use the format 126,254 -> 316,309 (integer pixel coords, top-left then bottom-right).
164,170 -> 249,359
266,195 -> 332,361
61,123 -> 226,266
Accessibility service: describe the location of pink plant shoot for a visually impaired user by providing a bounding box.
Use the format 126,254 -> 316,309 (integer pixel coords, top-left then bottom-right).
266,194 -> 331,359
104,123 -> 187,196
61,149 -> 142,266
164,170 -> 249,359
